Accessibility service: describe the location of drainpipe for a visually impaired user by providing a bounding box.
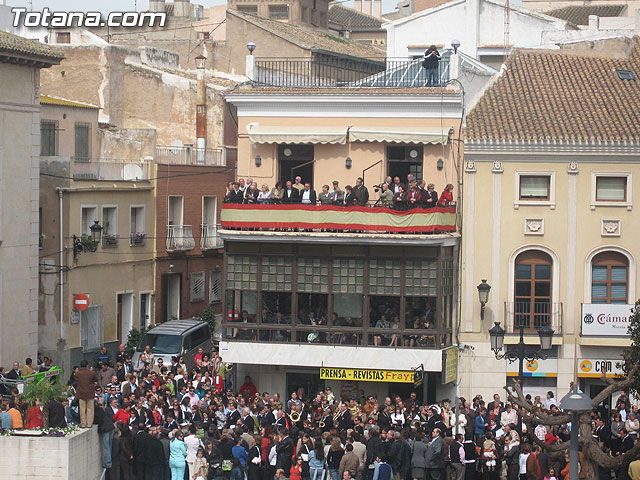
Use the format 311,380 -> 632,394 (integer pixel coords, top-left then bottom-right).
195,55 -> 207,163
57,188 -> 65,343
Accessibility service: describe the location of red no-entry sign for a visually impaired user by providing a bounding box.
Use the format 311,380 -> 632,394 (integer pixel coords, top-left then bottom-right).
73,293 -> 90,311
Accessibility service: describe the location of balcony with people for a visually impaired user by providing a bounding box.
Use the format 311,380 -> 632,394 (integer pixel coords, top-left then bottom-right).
221,174 -> 457,237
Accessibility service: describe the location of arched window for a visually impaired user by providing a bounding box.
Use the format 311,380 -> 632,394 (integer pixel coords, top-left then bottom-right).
591,252 -> 628,304
514,250 -> 552,331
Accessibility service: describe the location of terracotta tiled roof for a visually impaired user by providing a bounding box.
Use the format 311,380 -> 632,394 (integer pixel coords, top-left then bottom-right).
328,4 -> 385,31
466,38 -> 640,143
228,9 -> 384,58
547,4 -> 626,26
0,30 -> 64,64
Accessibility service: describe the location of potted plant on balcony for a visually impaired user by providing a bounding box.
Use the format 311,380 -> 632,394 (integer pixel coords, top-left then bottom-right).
102,234 -> 119,247
80,234 -> 98,252
131,232 -> 146,245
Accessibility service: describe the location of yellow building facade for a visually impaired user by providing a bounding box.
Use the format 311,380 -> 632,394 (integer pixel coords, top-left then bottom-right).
460,40 -> 640,405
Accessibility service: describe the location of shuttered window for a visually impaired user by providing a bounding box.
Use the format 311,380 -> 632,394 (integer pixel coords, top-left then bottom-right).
81,305 -> 104,352
209,271 -> 222,303
191,272 -> 205,302
591,252 -> 628,304
74,123 -> 91,162
519,175 -> 550,200
41,120 -> 58,156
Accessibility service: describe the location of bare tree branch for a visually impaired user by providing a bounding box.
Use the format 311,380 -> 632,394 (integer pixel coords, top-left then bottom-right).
591,365 -> 638,406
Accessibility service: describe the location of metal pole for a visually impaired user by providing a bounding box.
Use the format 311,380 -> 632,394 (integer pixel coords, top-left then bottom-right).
569,393 -> 580,480
517,325 -> 525,438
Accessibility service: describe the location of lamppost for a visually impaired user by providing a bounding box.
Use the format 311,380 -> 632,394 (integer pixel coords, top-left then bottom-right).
489,321 -> 555,436
560,385 -> 592,480
477,279 -> 491,320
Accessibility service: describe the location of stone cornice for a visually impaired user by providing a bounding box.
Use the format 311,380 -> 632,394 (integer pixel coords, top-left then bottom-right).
465,139 -> 640,155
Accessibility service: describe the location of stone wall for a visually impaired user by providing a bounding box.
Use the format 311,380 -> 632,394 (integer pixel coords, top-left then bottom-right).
0,427 -> 102,479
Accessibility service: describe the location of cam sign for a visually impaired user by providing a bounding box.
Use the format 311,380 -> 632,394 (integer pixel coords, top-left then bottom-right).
581,304 -> 633,336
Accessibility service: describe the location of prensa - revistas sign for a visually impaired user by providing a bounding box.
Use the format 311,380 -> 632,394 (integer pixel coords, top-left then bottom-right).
581,304 -> 633,336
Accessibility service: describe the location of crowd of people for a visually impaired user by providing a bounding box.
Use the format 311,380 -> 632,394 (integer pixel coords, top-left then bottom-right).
223,175 -> 454,211
2,348 -> 640,480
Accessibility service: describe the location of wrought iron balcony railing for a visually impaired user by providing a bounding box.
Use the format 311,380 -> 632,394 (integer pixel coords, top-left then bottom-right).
166,225 -> 195,252
201,224 -> 222,250
156,146 -> 225,166
254,57 -> 450,88
504,301 -> 563,335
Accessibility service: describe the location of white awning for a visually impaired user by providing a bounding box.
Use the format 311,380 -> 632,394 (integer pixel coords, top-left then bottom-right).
349,127 -> 449,144
248,126 -> 348,145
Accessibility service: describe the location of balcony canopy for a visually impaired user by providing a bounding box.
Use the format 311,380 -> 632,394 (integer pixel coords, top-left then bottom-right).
349,127 -> 449,144
248,126 -> 348,145
248,126 -> 450,145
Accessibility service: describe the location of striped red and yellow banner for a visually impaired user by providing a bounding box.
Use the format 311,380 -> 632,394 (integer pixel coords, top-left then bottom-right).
221,204 -> 457,233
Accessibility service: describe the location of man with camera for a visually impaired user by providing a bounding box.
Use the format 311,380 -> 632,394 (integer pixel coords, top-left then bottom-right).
374,183 -> 394,208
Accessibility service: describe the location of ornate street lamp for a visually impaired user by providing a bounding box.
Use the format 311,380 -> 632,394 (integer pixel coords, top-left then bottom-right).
477,279 -> 491,320
73,220 -> 103,260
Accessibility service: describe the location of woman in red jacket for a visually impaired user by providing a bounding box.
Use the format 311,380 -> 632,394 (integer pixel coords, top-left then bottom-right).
438,184 -> 454,206
25,401 -> 43,429
113,400 -> 132,424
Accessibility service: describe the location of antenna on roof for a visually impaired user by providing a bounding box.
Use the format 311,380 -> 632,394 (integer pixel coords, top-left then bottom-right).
504,0 -> 510,61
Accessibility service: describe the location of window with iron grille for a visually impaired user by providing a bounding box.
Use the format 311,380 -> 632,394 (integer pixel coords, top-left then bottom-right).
269,5 -> 289,19
74,122 -> 91,162
191,272 -> 205,302
40,120 -> 58,156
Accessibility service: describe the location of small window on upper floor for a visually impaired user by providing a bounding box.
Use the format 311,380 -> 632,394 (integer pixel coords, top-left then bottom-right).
40,120 -> 58,156
596,176 -> 627,202
592,173 -> 632,209
237,5 -> 258,15
56,32 -> 70,44
519,175 -> 550,201
515,171 -> 555,208
74,122 -> 91,162
269,5 -> 289,20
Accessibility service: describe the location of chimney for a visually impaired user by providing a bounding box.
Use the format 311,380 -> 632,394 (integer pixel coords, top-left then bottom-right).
363,0 -> 372,16
354,0 -> 363,13
174,0 -> 191,17
373,0 -> 382,18
148,0 -> 166,13
588,14 -> 600,31
195,55 -> 207,162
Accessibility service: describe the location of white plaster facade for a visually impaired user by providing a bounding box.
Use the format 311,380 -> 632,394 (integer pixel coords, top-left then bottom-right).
384,0 -> 571,61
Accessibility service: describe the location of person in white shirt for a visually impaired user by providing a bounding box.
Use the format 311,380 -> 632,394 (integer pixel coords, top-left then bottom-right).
301,182 -> 316,205
185,425 -> 203,479
545,391 -> 558,410
500,404 -> 518,428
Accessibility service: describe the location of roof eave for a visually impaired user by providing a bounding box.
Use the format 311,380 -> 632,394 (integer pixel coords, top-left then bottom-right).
0,50 -> 64,68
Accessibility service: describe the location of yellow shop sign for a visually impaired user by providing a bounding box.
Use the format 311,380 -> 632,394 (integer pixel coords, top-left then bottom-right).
319,367 -> 415,383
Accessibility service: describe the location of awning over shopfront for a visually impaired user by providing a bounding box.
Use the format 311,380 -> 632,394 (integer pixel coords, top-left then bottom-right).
349,127 -> 449,144
248,126 -> 348,144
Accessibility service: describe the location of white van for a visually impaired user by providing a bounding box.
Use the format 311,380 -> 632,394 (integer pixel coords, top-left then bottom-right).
132,319 -> 212,369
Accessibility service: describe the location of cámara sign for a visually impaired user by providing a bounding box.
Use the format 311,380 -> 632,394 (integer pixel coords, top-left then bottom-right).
581,304 -> 634,336
319,368 -> 415,383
